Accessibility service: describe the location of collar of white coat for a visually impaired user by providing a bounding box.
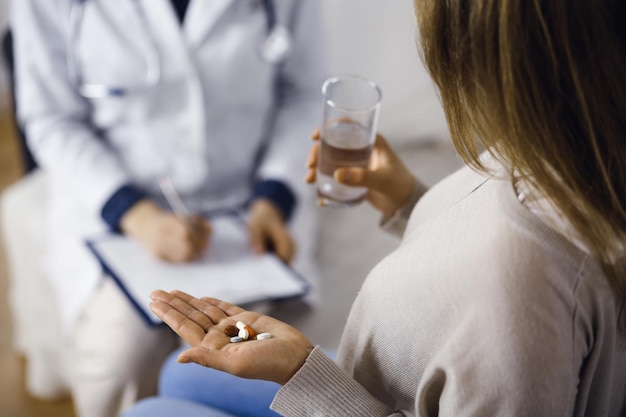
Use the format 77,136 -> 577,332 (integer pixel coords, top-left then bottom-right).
138,0 -> 235,49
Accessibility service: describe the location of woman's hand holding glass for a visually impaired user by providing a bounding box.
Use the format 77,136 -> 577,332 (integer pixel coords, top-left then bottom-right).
120,199 -> 212,263
150,289 -> 314,385
306,131 -> 421,217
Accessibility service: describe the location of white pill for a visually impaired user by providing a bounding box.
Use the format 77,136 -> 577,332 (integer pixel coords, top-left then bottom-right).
230,336 -> 244,343
256,333 -> 272,340
238,328 -> 250,340
235,321 -> 247,330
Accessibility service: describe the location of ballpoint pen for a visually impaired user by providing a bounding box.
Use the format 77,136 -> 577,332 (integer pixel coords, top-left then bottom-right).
158,177 -> 203,238
158,177 -> 192,220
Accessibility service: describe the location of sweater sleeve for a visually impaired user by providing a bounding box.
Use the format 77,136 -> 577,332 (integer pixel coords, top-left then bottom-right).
271,347 -> 405,417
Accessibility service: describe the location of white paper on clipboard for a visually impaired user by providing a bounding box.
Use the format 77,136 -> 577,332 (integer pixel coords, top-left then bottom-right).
87,215 -> 308,326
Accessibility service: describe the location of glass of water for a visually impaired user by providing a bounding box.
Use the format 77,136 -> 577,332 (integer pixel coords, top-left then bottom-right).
317,75 -> 382,206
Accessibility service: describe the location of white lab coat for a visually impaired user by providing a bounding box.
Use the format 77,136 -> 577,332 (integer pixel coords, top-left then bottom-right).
12,0 -> 326,330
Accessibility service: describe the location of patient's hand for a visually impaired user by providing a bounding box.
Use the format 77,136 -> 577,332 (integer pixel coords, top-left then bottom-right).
306,131 -> 425,217
150,290 -> 314,385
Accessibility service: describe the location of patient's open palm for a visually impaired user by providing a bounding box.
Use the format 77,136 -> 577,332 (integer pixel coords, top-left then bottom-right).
150,290 -> 314,385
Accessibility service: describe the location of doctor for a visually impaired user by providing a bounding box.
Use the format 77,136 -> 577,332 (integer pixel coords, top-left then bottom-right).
11,1 -> 325,417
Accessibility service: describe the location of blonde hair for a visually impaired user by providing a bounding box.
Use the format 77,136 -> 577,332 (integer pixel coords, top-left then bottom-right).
414,0 -> 626,325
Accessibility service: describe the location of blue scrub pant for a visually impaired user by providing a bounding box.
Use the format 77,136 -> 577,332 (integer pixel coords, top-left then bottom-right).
121,347 -> 282,417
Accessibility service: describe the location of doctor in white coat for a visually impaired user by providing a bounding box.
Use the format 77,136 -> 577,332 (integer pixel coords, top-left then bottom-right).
11,0 -> 326,416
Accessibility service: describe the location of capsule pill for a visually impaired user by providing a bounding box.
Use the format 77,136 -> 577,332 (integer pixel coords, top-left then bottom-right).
235,321 -> 246,330
243,325 -> 256,338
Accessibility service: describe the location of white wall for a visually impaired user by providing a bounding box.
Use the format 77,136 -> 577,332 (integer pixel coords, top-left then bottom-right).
321,0 -> 449,145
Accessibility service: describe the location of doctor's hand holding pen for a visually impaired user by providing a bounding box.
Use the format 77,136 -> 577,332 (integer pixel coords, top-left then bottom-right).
119,199 -> 212,264
157,175 -> 294,264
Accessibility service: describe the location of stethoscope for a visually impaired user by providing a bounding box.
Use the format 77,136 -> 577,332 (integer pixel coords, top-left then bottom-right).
67,0 -> 292,98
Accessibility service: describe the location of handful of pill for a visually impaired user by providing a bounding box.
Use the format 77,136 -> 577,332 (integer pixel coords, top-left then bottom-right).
227,321 -> 272,343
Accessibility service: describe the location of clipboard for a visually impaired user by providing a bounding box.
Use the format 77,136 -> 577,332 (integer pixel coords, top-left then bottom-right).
87,215 -> 308,326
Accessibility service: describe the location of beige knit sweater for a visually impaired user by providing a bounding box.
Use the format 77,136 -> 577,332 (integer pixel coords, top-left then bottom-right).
271,163 -> 626,416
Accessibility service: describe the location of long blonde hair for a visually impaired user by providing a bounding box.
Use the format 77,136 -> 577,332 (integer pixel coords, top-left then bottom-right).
414,0 -> 626,325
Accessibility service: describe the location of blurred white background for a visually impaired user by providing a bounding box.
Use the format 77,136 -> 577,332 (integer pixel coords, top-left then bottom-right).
0,0 -> 455,361
0,1 -> 457,415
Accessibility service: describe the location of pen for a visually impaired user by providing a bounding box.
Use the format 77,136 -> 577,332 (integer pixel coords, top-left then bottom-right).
159,177 -> 206,241
158,177 -> 191,221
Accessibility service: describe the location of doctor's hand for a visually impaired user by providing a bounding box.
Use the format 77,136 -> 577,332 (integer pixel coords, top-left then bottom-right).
120,199 -> 211,263
306,131 -> 425,217
247,199 -> 295,264
150,290 -> 314,385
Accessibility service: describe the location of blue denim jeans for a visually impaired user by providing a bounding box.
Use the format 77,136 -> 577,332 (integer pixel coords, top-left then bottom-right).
121,346 -> 282,417
122,346 -> 338,417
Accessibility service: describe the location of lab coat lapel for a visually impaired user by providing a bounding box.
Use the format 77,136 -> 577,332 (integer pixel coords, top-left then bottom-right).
137,0 -> 207,152
138,0 -> 190,66
184,0 -> 235,48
